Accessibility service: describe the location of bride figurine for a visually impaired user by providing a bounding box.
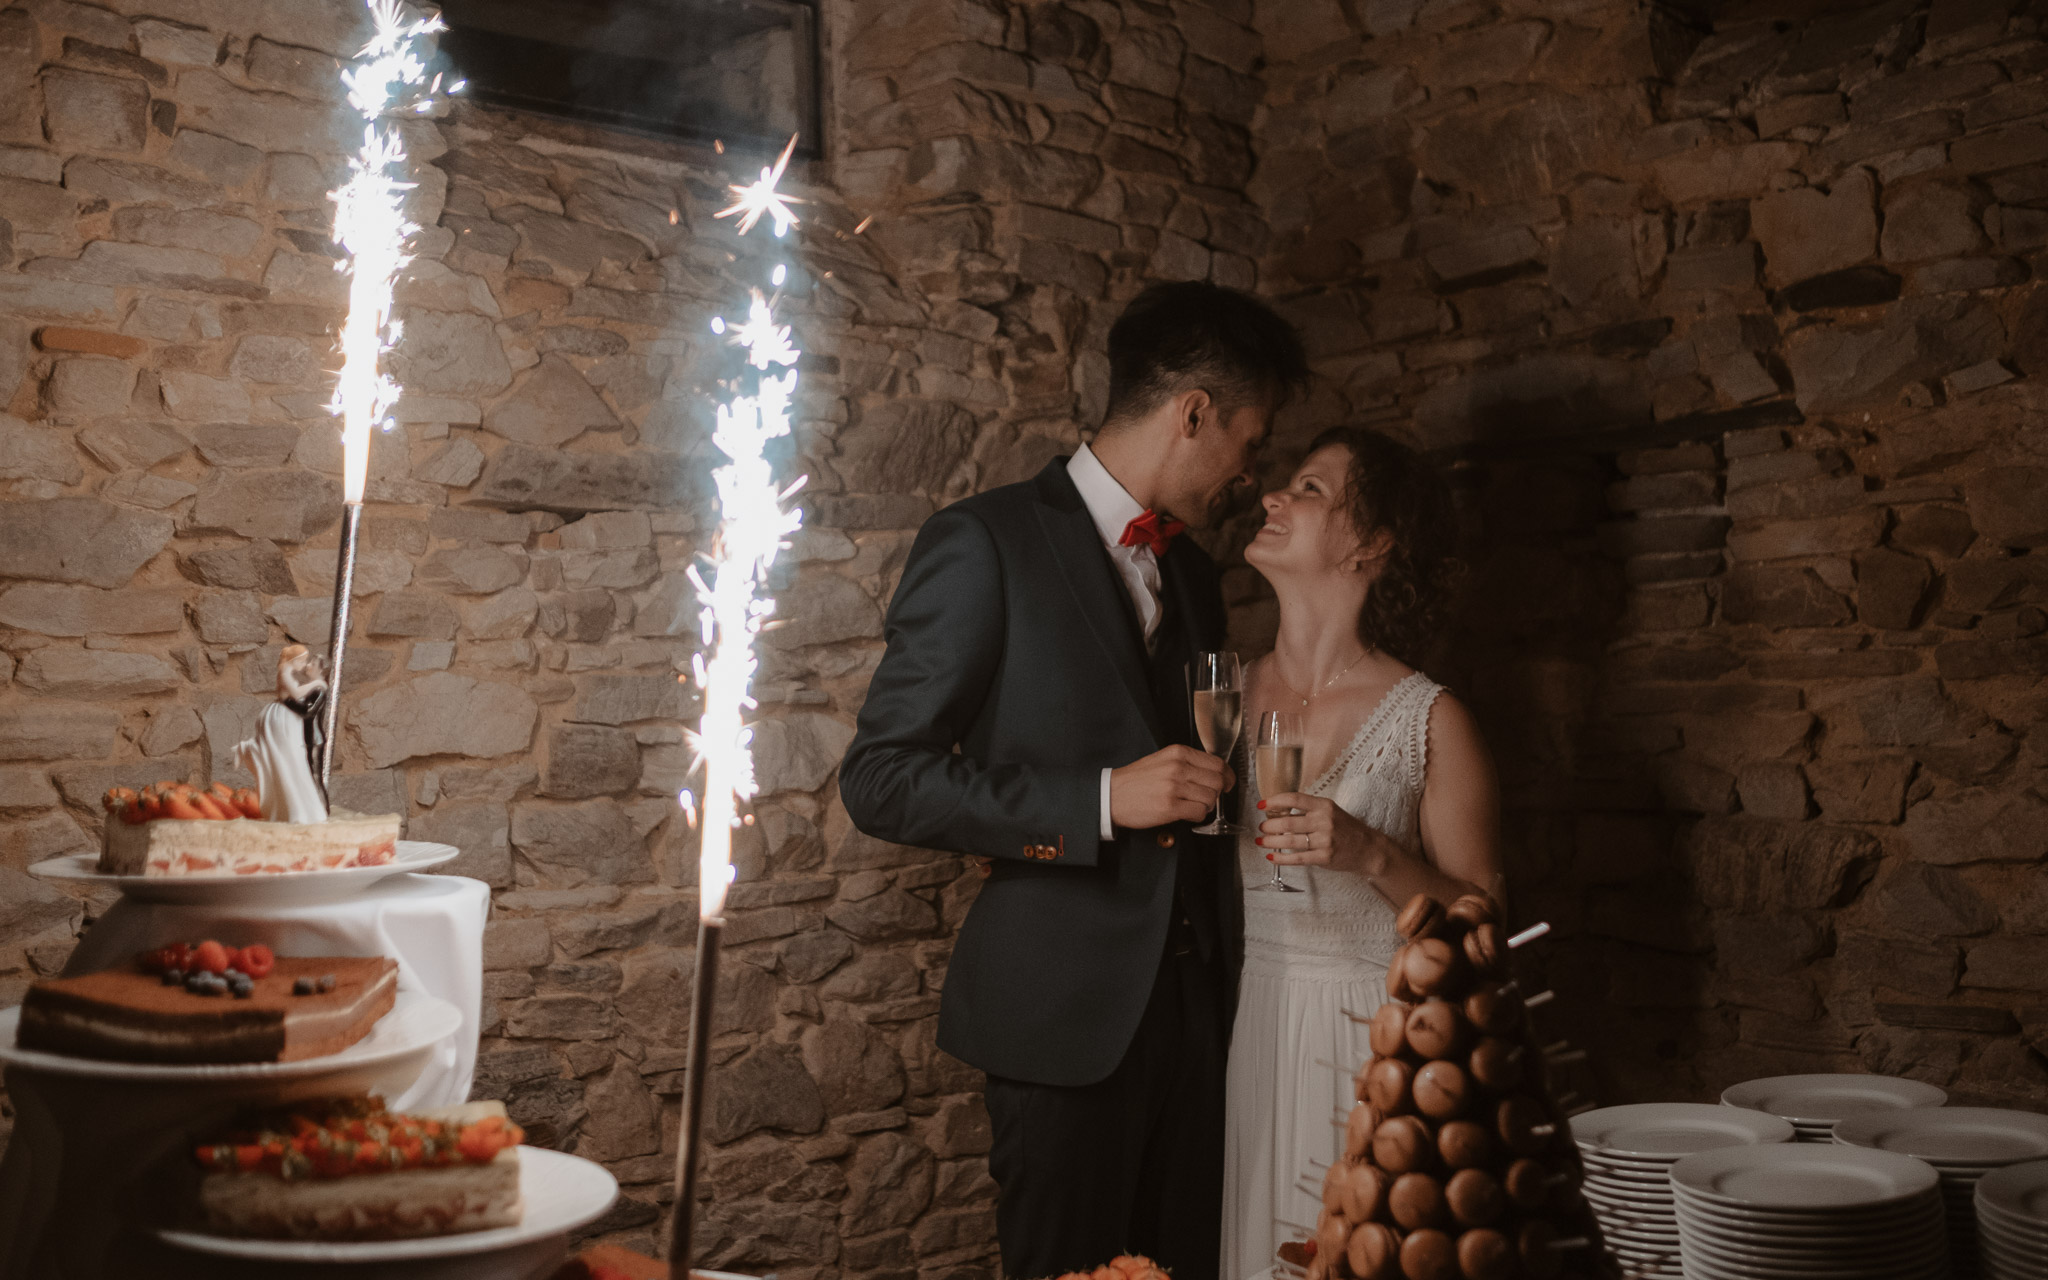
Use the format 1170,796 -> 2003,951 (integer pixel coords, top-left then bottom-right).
236,644 -> 331,823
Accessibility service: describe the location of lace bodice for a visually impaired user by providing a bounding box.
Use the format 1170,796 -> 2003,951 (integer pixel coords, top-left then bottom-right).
1237,671 -> 1443,978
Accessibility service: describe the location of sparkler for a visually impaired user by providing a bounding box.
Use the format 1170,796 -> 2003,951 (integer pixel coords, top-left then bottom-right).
713,133 -> 804,237
316,0 -> 460,785
670,137 -> 806,1280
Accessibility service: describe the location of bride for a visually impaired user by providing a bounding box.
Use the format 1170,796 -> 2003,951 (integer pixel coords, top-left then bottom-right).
1219,426 -> 1504,1280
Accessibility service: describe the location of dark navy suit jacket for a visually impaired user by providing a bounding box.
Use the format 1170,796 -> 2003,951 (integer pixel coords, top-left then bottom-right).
839,457 -> 1243,1087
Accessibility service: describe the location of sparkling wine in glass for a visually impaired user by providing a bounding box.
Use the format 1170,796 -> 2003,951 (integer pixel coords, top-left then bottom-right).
1253,711 -> 1306,892
1189,652 -> 1243,835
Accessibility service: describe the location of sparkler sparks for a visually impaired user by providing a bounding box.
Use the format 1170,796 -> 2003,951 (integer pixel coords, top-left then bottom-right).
714,133 -> 804,238
315,0 -> 459,784
673,134 -> 809,1280
329,0 -> 456,503
689,286 -> 803,921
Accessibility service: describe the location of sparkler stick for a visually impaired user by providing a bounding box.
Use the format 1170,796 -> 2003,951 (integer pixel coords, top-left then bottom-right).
670,138 -> 806,1280
317,0 -> 459,786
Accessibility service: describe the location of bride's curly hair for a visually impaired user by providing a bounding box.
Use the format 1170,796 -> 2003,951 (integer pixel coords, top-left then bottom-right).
1309,425 -> 1461,667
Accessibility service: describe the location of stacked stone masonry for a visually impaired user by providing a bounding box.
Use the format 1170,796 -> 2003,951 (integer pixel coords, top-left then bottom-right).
2,0 -> 2047,1273
1255,0 -> 2048,1114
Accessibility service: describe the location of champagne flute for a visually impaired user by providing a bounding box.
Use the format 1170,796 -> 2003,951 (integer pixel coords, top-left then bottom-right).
1189,651 -> 1243,836
1252,711 -> 1306,893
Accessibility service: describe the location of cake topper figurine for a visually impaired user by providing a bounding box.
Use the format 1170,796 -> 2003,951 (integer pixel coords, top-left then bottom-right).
236,645 -> 332,824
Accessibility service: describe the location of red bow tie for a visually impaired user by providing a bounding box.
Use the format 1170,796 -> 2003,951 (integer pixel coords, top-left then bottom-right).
1118,509 -> 1185,556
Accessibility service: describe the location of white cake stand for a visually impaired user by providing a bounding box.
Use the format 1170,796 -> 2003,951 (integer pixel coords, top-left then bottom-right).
155,1146 -> 620,1274
29,839 -> 460,907
0,994 -> 461,1280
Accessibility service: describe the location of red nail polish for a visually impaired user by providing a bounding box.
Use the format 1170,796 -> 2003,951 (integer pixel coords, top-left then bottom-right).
1257,800 -> 1266,809
1264,853 -> 1274,861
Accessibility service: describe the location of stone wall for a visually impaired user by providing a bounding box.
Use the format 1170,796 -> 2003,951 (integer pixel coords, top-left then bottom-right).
0,0 -> 1277,1271
1251,0 -> 2048,1109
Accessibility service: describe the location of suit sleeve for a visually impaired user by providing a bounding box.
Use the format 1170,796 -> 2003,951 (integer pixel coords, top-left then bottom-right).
839,505 -> 1103,866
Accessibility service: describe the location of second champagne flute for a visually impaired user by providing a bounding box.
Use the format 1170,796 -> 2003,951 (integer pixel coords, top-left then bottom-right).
1252,711 -> 1305,892
1189,651 -> 1243,836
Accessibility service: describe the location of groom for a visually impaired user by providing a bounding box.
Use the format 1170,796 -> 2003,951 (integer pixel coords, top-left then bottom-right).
840,282 -> 1309,1280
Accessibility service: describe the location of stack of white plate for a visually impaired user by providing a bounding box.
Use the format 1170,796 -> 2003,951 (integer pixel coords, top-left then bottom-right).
1571,1103 -> 1795,1279
1722,1073 -> 1948,1142
1977,1159 -> 2048,1280
1670,1144 -> 1949,1280
1837,1107 -> 2048,1276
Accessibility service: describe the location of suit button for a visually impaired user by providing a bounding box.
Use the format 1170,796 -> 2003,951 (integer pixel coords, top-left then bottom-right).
1156,832 -> 1176,849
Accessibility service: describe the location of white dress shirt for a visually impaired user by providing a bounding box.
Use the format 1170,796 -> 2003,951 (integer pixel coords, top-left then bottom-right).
1068,443 -> 1165,839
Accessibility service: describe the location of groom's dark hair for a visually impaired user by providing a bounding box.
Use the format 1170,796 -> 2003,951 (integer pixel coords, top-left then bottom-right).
1100,281 -> 1310,429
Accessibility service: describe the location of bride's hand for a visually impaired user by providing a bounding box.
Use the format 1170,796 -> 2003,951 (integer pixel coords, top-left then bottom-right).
1255,793 -> 1390,876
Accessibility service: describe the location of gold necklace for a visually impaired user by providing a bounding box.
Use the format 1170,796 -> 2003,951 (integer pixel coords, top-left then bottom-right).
1274,649 -> 1372,707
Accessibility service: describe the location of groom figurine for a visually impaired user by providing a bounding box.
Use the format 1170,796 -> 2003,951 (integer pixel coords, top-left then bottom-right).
841,282 -> 1308,1280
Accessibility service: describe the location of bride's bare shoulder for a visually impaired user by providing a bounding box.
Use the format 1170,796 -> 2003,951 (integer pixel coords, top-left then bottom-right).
1422,687 -> 1496,777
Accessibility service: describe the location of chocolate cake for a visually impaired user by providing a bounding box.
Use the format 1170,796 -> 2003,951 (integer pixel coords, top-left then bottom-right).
17,956 -> 398,1064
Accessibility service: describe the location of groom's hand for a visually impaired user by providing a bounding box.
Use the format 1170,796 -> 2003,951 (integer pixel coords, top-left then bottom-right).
1109,746 -> 1234,831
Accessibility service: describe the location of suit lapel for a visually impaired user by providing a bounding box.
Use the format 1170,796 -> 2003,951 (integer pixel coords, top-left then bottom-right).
1033,460 -> 1165,743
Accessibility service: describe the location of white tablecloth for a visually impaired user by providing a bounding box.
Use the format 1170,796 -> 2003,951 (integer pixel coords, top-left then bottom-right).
0,873 -> 491,1280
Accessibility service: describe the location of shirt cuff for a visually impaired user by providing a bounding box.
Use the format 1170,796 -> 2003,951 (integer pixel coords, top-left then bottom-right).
1099,767 -> 1115,841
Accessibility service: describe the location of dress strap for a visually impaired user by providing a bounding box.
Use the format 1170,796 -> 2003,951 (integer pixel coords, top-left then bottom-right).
1404,678 -> 1445,795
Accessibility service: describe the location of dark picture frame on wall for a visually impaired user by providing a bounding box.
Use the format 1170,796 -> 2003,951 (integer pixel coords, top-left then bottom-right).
435,0 -> 822,157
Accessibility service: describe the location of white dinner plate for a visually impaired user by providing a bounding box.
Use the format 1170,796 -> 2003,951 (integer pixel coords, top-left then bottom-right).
1723,1074 -> 1947,1126
1673,1193 -> 1944,1232
29,840 -> 460,906
157,1146 -> 617,1261
1676,1213 -> 1947,1255
1977,1159 -> 2048,1225
1593,1221 -> 1678,1246
1672,1143 -> 1940,1210
1583,1153 -> 1684,1178
1676,1256 -> 1945,1280
1673,1197 -> 1945,1236
1980,1209 -> 2048,1241
1676,1234 -> 1949,1271
0,988 -> 459,1082
1573,1102 -> 1796,1158
1585,1183 -> 1674,1207
1835,1107 -> 2048,1166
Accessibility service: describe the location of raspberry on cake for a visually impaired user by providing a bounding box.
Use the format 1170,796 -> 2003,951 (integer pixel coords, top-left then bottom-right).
193,1095 -> 524,1241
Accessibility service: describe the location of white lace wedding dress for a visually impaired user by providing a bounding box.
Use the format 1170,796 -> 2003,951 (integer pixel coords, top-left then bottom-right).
1221,671 -> 1445,1280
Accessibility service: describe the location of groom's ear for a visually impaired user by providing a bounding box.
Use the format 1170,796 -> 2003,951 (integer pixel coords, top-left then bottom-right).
1179,388 -> 1213,437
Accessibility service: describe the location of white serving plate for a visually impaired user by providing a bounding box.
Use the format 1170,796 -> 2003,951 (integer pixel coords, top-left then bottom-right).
1582,1151 -> 1685,1177
1977,1158 -> 2048,1226
1584,1183 -> 1675,1210
1673,1194 -> 1944,1232
1722,1074 -> 1947,1127
1675,1211 -> 1947,1254
1835,1107 -> 2048,1166
30,840 -> 460,906
1676,1255 -> 1944,1280
1982,1236 -> 2048,1269
1672,1143 -> 1940,1211
156,1146 -> 617,1262
1572,1102 -> 1795,1158
1592,1220 -> 1678,1246
0,989 -> 459,1082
